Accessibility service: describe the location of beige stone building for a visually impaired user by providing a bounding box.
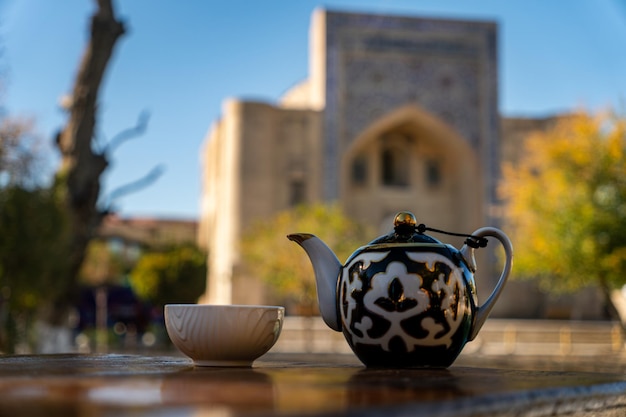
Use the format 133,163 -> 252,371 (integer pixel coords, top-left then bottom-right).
199,9 -> 498,304
198,9 -> 606,319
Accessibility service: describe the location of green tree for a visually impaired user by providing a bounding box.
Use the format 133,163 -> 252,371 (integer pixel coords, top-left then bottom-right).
0,185 -> 70,353
499,111 -> 626,322
0,112 -> 71,352
240,203 -> 373,315
129,245 -> 207,309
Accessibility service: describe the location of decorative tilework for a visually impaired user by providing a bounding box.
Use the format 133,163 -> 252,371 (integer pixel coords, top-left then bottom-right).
341,52 -> 481,148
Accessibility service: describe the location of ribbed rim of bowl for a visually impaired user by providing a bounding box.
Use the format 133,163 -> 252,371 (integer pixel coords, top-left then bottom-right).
164,304 -> 284,309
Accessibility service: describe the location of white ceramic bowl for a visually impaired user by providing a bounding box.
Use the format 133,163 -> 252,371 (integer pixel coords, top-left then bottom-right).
164,304 -> 284,367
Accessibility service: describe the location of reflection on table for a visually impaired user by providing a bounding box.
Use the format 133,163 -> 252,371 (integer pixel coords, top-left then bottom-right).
0,352 -> 624,416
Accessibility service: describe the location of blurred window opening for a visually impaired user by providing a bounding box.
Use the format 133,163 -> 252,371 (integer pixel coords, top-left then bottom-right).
351,155 -> 368,186
290,180 -> 306,206
381,146 -> 408,187
426,159 -> 441,188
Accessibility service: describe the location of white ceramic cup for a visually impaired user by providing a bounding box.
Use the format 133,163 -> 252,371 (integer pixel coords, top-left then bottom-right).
164,304 -> 284,367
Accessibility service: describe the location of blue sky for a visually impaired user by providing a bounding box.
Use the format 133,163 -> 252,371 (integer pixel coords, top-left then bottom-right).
1,1 -> 625,220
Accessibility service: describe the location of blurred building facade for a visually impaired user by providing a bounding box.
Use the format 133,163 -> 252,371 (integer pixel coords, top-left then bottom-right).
98,215 -> 199,252
198,10 -> 607,319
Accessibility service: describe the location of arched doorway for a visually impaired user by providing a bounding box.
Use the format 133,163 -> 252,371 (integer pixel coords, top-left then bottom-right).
340,105 -> 483,240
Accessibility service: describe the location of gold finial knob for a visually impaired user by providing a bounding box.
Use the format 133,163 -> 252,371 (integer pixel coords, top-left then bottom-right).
393,212 -> 417,229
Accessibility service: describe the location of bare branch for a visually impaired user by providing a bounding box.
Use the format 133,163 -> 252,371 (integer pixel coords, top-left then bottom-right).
105,110 -> 150,153
102,163 -> 165,209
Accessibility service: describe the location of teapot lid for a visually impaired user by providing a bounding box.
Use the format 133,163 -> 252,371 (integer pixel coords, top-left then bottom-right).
368,212 -> 441,245
368,211 -> 489,248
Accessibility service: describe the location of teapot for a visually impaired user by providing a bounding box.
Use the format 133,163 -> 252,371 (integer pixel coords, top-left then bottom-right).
288,211 -> 513,368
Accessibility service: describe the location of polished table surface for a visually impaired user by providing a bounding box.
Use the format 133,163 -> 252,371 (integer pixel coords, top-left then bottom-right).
0,352 -> 625,416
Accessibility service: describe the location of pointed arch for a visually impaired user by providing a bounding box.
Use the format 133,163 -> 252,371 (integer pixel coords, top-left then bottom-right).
340,104 -> 483,236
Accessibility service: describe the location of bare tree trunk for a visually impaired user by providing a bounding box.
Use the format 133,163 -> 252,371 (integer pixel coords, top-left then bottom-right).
52,0 -> 125,325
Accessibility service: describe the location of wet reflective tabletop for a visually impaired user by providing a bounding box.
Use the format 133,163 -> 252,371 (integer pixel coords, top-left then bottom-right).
0,352 -> 625,416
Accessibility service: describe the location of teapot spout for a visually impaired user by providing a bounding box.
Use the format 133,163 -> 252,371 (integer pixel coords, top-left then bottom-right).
287,233 -> 342,331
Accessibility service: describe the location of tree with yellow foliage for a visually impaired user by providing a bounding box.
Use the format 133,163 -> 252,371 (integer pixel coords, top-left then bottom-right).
240,204 -> 372,315
500,111 -> 626,322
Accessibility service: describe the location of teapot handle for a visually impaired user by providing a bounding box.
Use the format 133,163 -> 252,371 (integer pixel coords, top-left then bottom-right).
462,227 -> 513,341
